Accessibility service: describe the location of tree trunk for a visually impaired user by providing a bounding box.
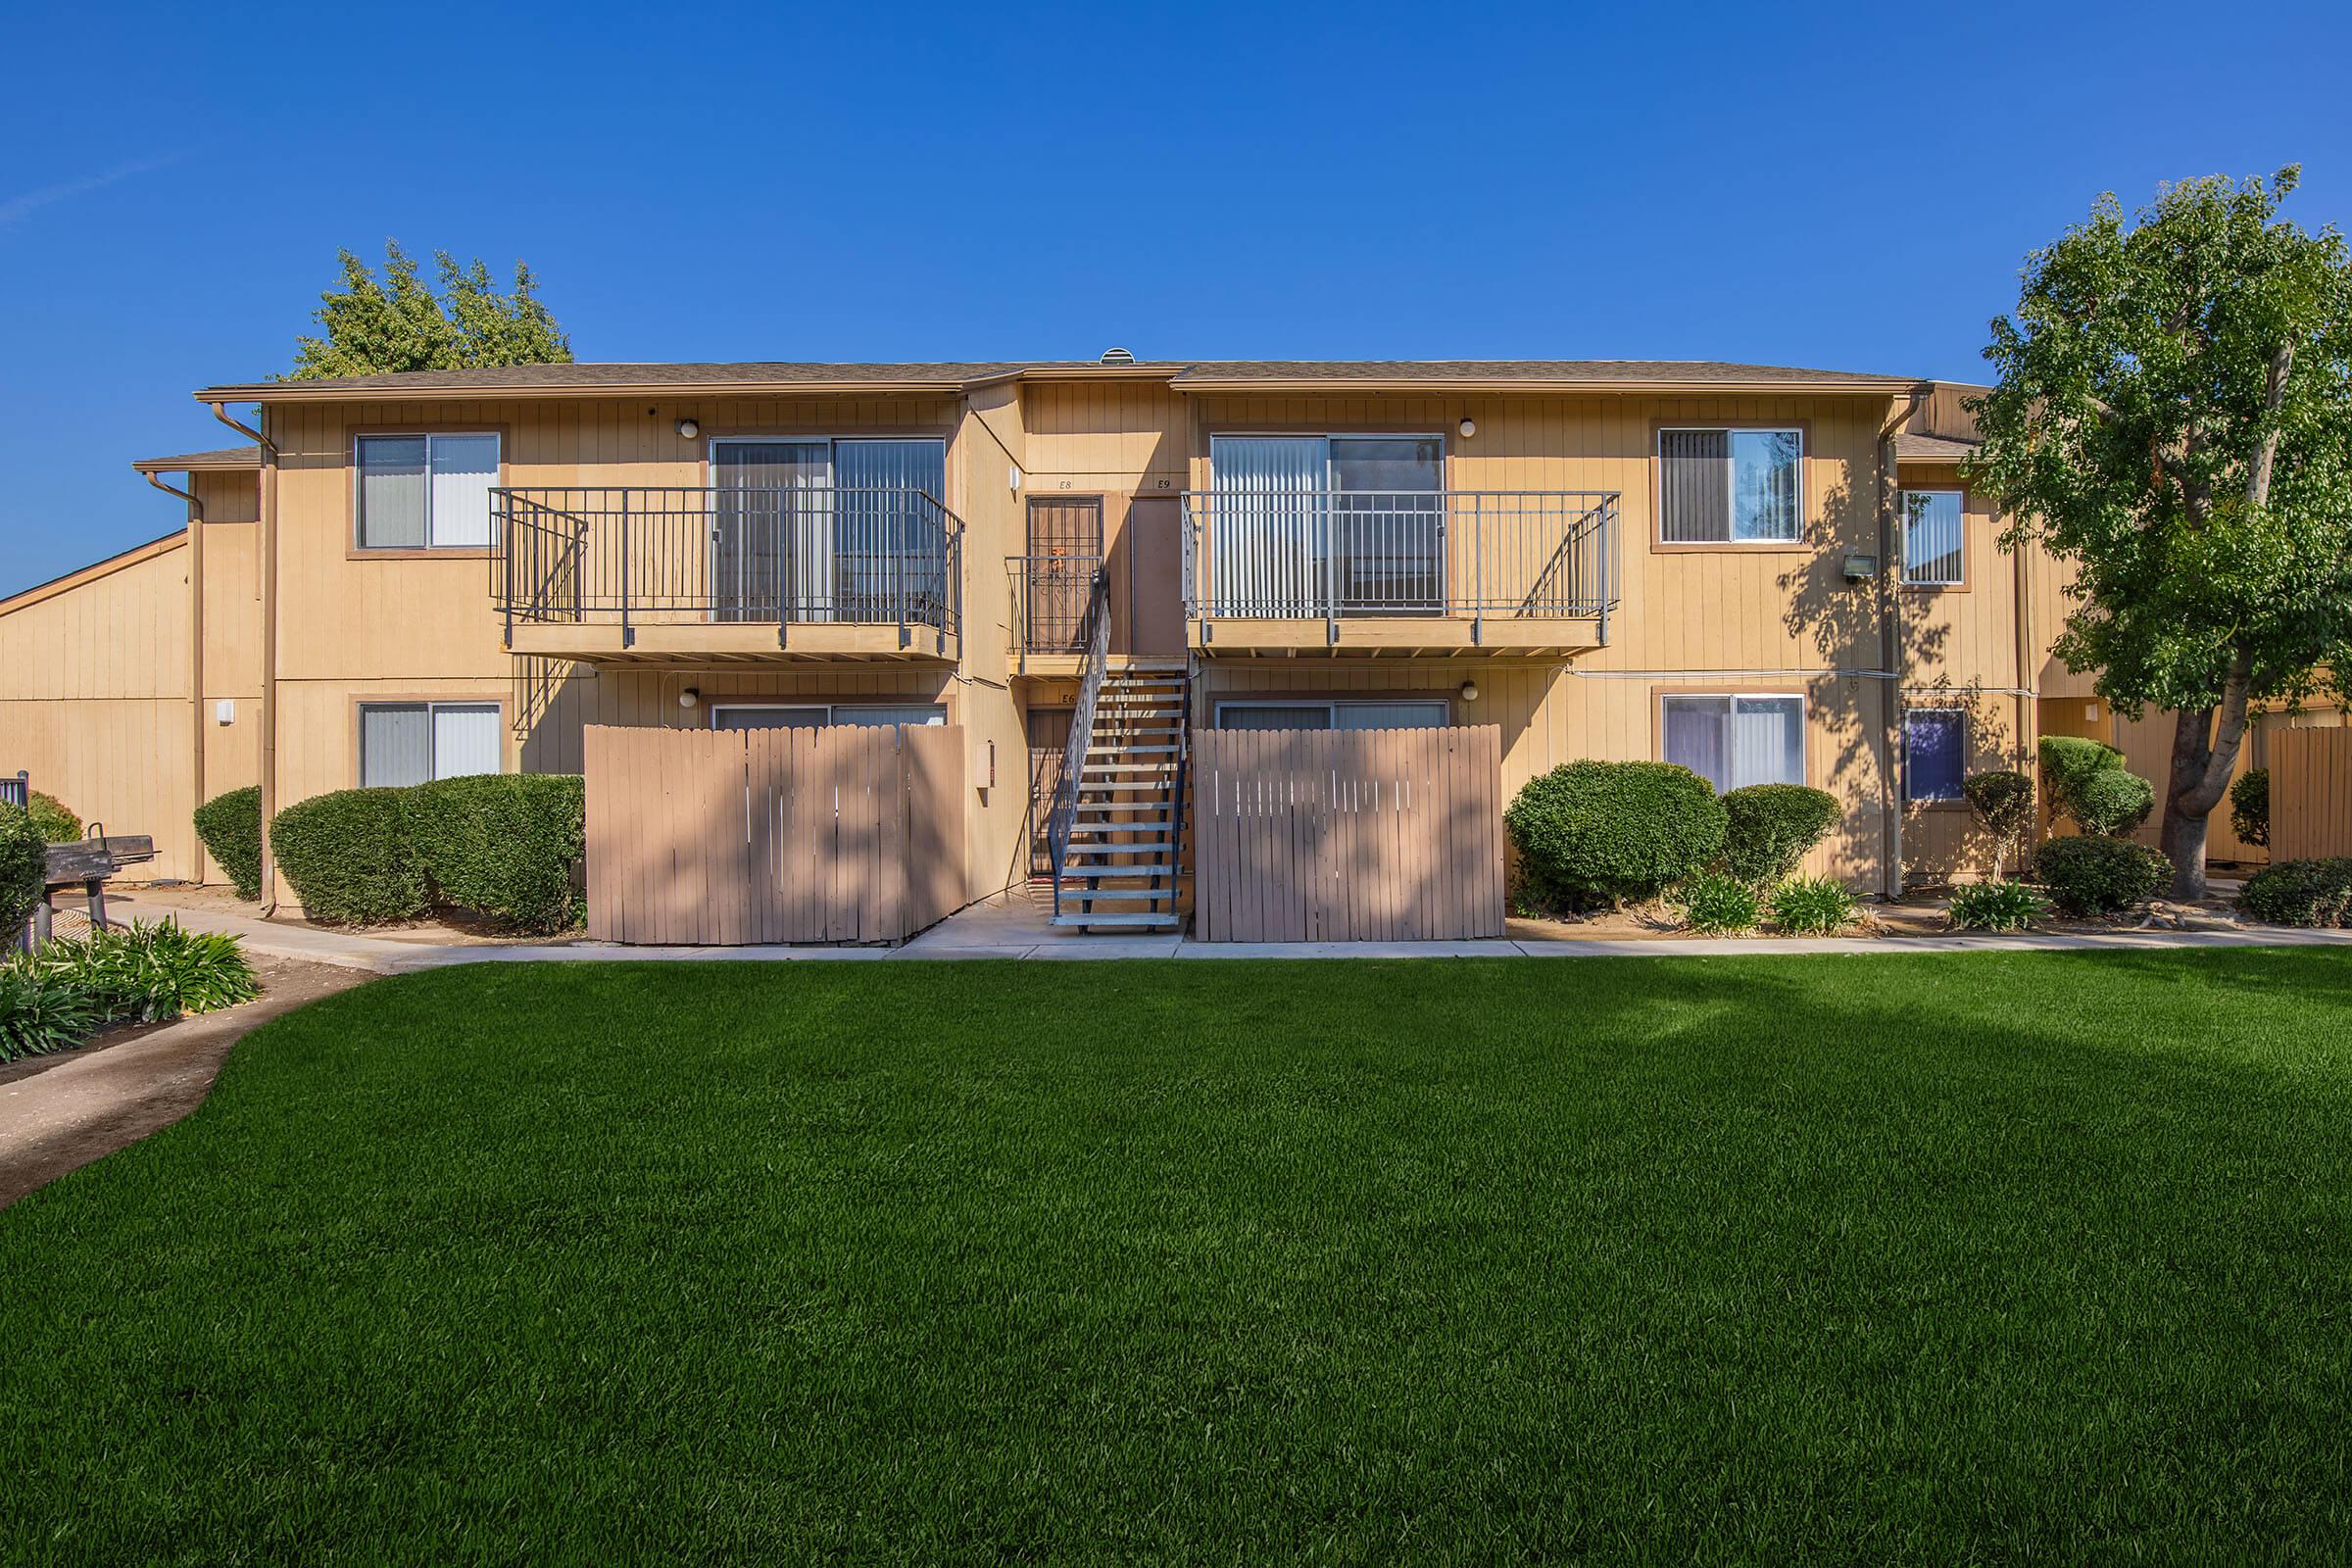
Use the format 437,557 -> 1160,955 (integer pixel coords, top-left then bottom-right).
2159,661 -> 2255,902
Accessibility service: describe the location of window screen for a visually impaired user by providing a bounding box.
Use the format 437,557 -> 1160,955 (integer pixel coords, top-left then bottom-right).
1661,695 -> 1805,791
360,702 -> 502,786
1905,710 -> 1967,802
356,433 -> 500,549
1902,491 -> 1965,585
1659,429 -> 1800,542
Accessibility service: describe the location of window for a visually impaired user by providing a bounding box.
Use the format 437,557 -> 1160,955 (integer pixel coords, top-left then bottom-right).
1658,428 -> 1802,543
355,433 -> 499,549
710,437 -> 950,621
359,702 -> 502,787
1905,709 -> 1967,802
1214,699 -> 1449,731
1902,490 -> 1965,586
710,703 -> 947,731
1661,695 -> 1805,791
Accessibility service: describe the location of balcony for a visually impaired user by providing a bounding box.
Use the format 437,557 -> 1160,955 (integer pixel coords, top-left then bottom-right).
1006,553 -> 1103,675
493,487 -> 962,663
1178,489 -> 1619,656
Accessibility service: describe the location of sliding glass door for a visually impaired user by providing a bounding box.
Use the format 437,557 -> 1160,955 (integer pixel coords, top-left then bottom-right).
710,438 -> 947,623
1209,434 -> 1444,617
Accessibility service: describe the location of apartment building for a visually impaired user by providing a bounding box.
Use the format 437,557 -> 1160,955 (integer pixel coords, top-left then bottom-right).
0,357 -> 2284,928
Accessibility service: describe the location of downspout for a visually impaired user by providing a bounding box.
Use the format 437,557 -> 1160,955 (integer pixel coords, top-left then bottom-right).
145,470 -> 209,884
1877,392 -> 1923,898
212,402 -> 277,912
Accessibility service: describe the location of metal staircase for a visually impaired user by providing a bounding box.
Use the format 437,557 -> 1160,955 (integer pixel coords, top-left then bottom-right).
1044,573 -> 1188,931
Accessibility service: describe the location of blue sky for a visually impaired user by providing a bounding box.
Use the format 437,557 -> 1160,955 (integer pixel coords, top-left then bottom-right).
2,0 -> 2345,592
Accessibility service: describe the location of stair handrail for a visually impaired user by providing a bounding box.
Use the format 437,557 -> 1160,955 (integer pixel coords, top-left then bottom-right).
1047,568 -> 1112,920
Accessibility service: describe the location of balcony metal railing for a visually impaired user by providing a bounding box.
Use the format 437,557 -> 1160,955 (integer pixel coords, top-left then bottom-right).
493,486 -> 963,652
1178,489 -> 1619,645
1006,554 -> 1105,665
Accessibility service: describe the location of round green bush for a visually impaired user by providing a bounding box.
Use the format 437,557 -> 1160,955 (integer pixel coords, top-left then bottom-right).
408,774 -> 585,934
0,805 -> 46,942
269,788 -> 428,926
193,785 -> 265,902
2038,735 -> 2124,811
1718,784 -> 1841,885
1504,760 -> 1727,911
1765,874 -> 1857,934
1946,878 -> 2050,932
2237,858 -> 2352,928
26,792 -> 80,844
2033,835 -> 2172,917
2230,767 -> 2271,851
1677,870 -> 1760,934
2068,768 -> 2155,837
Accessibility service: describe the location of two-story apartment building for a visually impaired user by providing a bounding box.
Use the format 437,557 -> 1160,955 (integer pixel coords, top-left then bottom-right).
0,357 -> 2290,929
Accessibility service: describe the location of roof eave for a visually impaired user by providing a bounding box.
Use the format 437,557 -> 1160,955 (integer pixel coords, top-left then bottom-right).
1166,376 -> 1928,396
193,377 -> 984,404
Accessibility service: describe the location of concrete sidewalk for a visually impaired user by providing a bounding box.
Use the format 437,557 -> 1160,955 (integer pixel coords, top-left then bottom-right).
114,893 -> 2352,972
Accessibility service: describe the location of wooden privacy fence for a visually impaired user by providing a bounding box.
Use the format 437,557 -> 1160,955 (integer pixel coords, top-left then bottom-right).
1194,725 -> 1504,942
2271,728 -> 2352,860
584,723 -> 966,945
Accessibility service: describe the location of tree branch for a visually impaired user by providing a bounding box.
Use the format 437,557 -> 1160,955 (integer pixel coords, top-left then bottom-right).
2177,649 -> 2257,814
2245,343 -> 2293,510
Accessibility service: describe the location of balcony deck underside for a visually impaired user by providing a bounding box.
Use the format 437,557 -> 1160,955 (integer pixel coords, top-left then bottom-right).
1189,615 -> 1604,660
507,621 -> 957,665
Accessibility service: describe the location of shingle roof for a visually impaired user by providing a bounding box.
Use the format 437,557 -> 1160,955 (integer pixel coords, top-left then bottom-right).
129,444 -> 264,473
1893,432 -> 1980,461
1166,360 -> 1918,388
196,358 -> 1922,402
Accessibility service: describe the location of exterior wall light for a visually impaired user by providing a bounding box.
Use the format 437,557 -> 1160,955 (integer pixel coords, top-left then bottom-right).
678,687 -> 701,710
1008,464 -> 1023,493
1458,417 -> 1476,439
676,417 -> 701,439
1459,679 -> 1479,704
215,698 -> 235,725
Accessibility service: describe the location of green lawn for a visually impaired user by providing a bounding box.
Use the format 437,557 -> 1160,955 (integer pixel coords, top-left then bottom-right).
4,953 -> 2351,1563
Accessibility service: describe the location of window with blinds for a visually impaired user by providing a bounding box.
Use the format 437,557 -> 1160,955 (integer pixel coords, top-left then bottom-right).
1214,699 -> 1449,730
358,703 -> 502,787
1902,490 -> 1965,585
355,433 -> 500,549
1658,428 -> 1801,543
1661,695 -> 1806,791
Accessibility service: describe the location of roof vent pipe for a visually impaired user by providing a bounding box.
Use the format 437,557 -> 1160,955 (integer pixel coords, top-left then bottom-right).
1099,347 -> 1136,365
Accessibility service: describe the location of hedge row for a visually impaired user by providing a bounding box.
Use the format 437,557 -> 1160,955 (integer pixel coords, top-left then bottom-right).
1504,761 -> 1843,911
2238,858 -> 2352,927
198,775 -> 585,931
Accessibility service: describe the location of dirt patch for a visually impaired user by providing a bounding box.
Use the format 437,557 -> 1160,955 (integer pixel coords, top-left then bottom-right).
0,955 -> 367,1207
122,881 -> 582,948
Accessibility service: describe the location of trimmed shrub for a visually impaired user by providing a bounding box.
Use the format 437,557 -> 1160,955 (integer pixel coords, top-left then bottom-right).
36,919 -> 261,1024
1947,878 -> 2050,932
408,773 -> 585,934
1677,870 -> 1760,934
1766,875 -> 1857,934
270,788 -> 428,926
1962,770 -> 2036,871
27,791 -> 80,844
2038,735 -> 2125,814
1718,784 -> 1842,885
1504,760 -> 1728,910
2230,767 -> 2271,851
2034,835 -> 2172,916
0,804 -> 44,943
2237,858 -> 2352,928
0,958 -> 99,1061
194,786 -> 265,901
2069,767 -> 2155,837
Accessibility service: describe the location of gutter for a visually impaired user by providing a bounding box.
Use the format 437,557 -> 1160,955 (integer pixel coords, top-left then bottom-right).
144,470 -> 210,886
210,401 -> 278,914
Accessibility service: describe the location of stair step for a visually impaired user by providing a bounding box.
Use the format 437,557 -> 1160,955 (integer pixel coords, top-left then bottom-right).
1054,886 -> 1176,903
1087,744 -> 1182,756
1048,911 -> 1181,929
1063,838 -> 1176,853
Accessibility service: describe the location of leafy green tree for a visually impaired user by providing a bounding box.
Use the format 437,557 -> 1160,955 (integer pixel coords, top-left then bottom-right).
1969,168 -> 2352,899
287,242 -> 570,378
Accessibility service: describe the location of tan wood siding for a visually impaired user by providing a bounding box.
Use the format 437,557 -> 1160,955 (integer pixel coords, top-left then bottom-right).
2271,728 -> 2352,861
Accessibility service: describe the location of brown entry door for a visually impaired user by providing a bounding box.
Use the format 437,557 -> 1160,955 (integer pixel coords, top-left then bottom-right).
1026,497 -> 1102,652
1026,706 -> 1074,878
